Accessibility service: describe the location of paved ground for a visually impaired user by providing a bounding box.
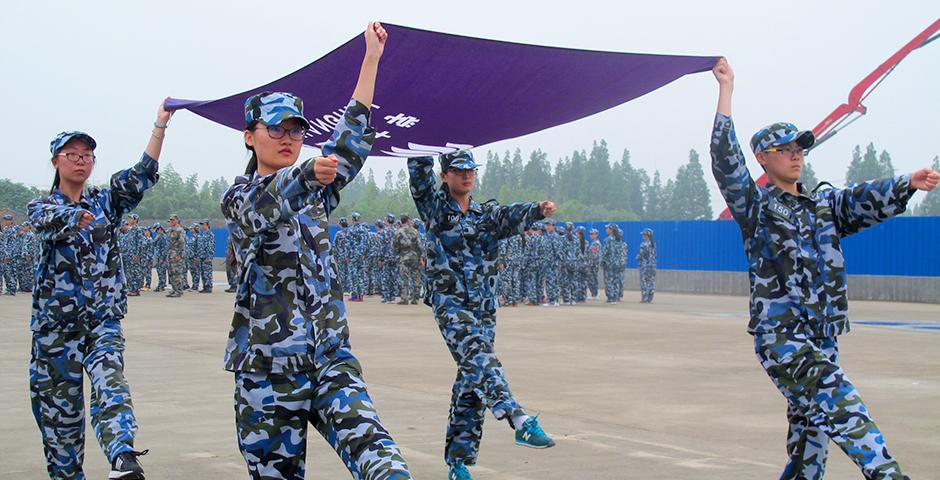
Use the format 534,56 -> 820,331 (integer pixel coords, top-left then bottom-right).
1,275 -> 937,479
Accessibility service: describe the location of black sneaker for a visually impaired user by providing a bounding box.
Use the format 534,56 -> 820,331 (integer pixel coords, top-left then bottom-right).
109,449 -> 148,479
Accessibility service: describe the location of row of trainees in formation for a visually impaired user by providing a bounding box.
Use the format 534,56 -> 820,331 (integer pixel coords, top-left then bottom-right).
24,23 -> 937,479
0,213 -> 219,297
0,210 -> 659,304
330,213 -> 658,305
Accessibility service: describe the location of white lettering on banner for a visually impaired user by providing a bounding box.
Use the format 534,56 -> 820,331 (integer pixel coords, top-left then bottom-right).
384,113 -> 420,128
380,142 -> 475,158
306,106 -> 349,136
375,131 -> 391,139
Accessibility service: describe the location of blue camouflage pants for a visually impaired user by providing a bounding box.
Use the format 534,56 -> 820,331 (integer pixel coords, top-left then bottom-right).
18,259 -> 34,291
2,261 -> 16,294
542,266 -> 559,303
349,259 -> 366,297
755,333 -> 906,480
188,259 -> 201,290
234,357 -> 412,480
382,260 -> 398,302
587,266 -> 599,298
639,267 -> 656,303
338,260 -> 349,293
503,265 -> 521,305
434,305 -> 526,466
603,266 -> 623,302
30,320 -> 137,480
155,260 -> 167,290
200,258 -> 213,291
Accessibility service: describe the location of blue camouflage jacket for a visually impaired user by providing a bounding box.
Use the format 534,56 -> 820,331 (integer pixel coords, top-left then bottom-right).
221,99 -> 373,374
28,154 -> 159,332
710,113 -> 914,337
409,156 -> 544,315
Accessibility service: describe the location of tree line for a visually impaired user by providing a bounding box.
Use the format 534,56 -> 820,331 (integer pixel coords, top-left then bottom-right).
2,142 -> 938,222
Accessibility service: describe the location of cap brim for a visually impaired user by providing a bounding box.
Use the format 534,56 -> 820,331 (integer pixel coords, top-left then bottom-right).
261,113 -> 310,129
795,130 -> 815,149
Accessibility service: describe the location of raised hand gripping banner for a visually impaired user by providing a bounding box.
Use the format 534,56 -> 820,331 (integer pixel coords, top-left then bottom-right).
167,23 -> 718,157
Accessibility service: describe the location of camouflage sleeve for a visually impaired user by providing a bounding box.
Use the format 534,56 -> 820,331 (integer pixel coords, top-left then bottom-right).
710,113 -> 762,234
827,174 -> 915,237
109,153 -> 160,220
28,198 -> 87,242
220,159 -> 323,237
487,202 -> 544,241
317,99 -> 375,215
408,156 -> 440,224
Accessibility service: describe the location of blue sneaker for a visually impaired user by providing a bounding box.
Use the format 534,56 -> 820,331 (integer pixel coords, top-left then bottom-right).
448,459 -> 472,480
515,415 -> 555,448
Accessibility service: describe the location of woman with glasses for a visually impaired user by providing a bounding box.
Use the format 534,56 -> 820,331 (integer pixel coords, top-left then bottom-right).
220,22 -> 412,480
27,100 -> 173,480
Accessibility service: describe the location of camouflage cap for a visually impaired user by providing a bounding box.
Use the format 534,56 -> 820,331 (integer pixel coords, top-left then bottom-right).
191,223 -> 200,229
386,213 -> 396,223
351,211 -> 361,221
642,228 -> 653,235
50,131 -> 97,155
244,91 -> 310,129
2,214 -> 13,221
750,122 -> 815,154
565,221 -> 574,229
338,217 -> 348,227
440,150 -> 478,171
201,219 -> 210,225
544,218 -> 556,225
129,214 -> 139,221
557,226 -> 567,235
589,228 -> 598,234
153,222 -> 163,230
168,214 -> 179,221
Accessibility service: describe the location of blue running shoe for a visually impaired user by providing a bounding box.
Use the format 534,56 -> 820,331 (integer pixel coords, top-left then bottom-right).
515,415 -> 555,448
448,459 -> 472,480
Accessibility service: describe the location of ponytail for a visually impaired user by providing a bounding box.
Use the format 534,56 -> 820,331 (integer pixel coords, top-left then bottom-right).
244,120 -> 259,175
50,169 -> 60,195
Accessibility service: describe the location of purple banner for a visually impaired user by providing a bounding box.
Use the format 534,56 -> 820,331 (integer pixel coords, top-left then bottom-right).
167,24 -> 718,157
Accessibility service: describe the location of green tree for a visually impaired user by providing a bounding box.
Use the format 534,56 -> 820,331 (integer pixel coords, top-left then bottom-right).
669,149 -> 712,220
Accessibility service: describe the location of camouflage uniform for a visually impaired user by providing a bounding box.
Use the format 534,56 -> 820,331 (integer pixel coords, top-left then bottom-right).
499,236 -> 523,306
123,220 -> 144,294
711,113 -> 911,480
586,234 -> 601,299
152,229 -> 168,292
637,230 -> 656,303
379,221 -> 397,303
559,227 -> 579,304
18,225 -> 39,292
573,228 -> 589,303
346,221 -> 370,298
538,225 -> 562,304
198,224 -> 215,292
185,227 -> 201,290
408,152 -> 545,467
522,229 -> 543,304
221,96 -> 410,480
1,221 -> 17,295
141,230 -> 154,289
392,223 -> 422,303
166,225 -> 186,296
601,229 -> 626,303
28,149 -> 158,479
368,226 -> 383,296
333,222 -> 350,293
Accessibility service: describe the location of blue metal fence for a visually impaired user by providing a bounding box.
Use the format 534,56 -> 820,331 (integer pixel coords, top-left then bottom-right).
211,217 -> 940,277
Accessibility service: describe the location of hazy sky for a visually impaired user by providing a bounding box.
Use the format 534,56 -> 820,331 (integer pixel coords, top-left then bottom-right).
3,1 -> 938,216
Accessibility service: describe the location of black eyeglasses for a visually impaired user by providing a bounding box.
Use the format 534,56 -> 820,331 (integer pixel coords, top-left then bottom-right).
57,152 -> 96,164
257,125 -> 307,141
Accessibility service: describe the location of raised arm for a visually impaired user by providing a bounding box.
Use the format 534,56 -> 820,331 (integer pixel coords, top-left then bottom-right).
408,156 -> 440,223
709,58 -> 761,234
313,22 -> 387,215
